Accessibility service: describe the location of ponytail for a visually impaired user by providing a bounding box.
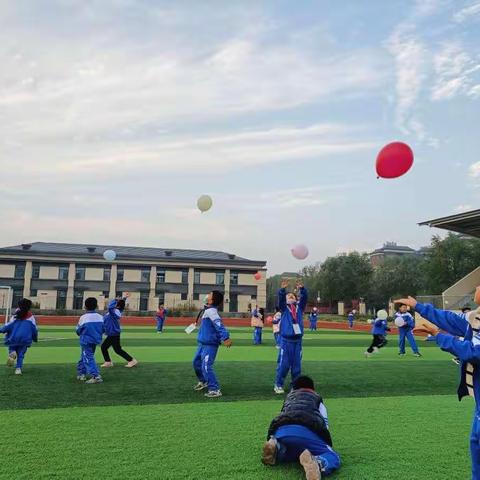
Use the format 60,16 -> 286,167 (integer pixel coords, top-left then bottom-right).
15,298 -> 32,320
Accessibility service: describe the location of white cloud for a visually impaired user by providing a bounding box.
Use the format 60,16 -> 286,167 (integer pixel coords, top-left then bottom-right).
453,2 -> 480,22
454,204 -> 473,213
469,161 -> 480,178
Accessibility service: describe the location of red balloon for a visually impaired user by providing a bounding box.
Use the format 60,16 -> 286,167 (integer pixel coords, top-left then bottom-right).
254,272 -> 262,280
376,142 -> 414,179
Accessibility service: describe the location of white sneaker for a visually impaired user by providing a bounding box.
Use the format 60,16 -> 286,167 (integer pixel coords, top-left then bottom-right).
261,437 -> 279,466
14,368 -> 22,375
77,374 -> 86,381
373,347 -> 379,354
274,385 -> 285,394
101,362 -> 114,368
204,390 -> 222,398
193,381 -> 208,391
7,351 -> 16,367
125,359 -> 138,368
85,376 -> 103,384
364,351 -> 372,358
300,449 -> 321,480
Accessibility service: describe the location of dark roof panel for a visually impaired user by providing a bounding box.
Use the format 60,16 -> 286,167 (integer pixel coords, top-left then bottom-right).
419,209 -> 480,238
0,242 -> 266,266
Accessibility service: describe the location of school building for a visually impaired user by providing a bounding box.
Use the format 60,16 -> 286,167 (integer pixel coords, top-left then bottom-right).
420,208 -> 480,309
0,242 -> 267,313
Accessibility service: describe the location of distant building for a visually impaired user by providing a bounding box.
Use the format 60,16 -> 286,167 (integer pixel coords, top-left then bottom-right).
369,242 -> 419,266
0,242 -> 267,313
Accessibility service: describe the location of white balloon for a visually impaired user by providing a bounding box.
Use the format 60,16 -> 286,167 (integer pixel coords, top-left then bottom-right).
103,249 -> 116,262
394,317 -> 405,327
377,309 -> 388,320
291,244 -> 309,260
197,195 -> 213,213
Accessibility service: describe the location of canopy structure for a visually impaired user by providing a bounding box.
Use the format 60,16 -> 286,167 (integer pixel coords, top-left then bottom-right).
419,209 -> 480,238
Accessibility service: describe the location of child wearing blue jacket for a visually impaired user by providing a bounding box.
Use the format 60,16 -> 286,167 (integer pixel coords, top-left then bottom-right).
155,304 -> 168,333
192,290 -> 232,398
364,316 -> 390,357
395,293 -> 480,480
76,297 -> 105,384
274,279 -> 308,394
309,308 -> 318,331
395,304 -> 421,357
0,298 -> 38,375
101,298 -> 137,368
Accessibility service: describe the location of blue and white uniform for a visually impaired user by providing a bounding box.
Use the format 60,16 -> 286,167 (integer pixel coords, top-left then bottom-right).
272,312 -> 281,347
156,308 -> 168,332
396,311 -> 419,354
103,299 -> 122,336
415,303 -> 480,479
0,314 -> 38,369
347,312 -> 355,329
192,307 -> 230,391
252,308 -> 263,345
76,311 -> 104,377
309,312 -> 318,331
372,318 -> 389,336
275,287 -> 308,388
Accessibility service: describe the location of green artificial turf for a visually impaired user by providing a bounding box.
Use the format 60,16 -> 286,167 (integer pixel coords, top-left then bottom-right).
0,326 -> 473,479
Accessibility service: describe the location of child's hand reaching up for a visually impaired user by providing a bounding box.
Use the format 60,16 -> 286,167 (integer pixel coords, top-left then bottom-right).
281,279 -> 290,290
393,296 -> 417,308
223,338 -> 233,348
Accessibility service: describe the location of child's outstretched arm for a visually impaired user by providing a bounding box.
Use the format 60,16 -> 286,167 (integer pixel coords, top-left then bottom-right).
278,279 -> 289,312
394,296 -> 468,338
297,283 -> 308,311
434,333 -> 480,363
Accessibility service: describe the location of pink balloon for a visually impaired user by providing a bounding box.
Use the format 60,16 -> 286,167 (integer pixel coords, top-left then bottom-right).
254,272 -> 262,280
376,142 -> 414,179
291,244 -> 309,260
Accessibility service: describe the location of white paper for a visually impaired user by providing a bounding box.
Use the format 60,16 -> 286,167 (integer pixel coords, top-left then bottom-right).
293,323 -> 301,335
185,323 -> 196,334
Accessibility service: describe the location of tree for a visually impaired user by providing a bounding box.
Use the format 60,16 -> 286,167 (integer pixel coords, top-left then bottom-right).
424,233 -> 480,294
266,274 -> 282,311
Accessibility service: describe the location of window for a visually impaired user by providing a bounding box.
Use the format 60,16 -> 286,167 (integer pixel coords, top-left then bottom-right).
32,265 -> 40,279
59,266 -> 69,280
251,295 -> 257,300
140,292 -> 149,311
215,273 -> 224,285
193,293 -> 200,300
194,271 -> 200,284
75,267 -> 85,281
117,269 -> 124,281
102,291 -> 110,297
116,291 -> 123,299
181,292 -> 188,301
30,289 -> 38,297
56,289 -> 67,310
14,264 -> 25,279
181,270 -> 188,284
103,268 -> 111,282
141,269 -> 150,282
73,290 -> 84,310
156,270 -> 165,283
157,292 -> 165,305
230,272 -> 238,285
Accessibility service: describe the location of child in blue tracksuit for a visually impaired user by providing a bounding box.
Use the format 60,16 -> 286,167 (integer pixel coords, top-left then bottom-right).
395,295 -> 480,480
395,304 -> 421,357
274,279 -> 308,394
262,375 -> 341,479
155,304 -> 168,333
252,306 -> 264,345
309,308 -> 318,331
272,308 -> 281,348
364,316 -> 390,357
192,290 -> 232,398
76,297 -> 105,384
0,298 -> 38,375
347,310 -> 356,329
101,298 -> 137,368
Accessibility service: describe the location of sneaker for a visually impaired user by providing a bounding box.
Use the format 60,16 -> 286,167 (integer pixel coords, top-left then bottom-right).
14,368 -> 22,375
6,351 -> 16,367
398,353 -> 405,356
373,347 -> 379,354
193,381 -> 208,391
204,390 -> 222,398
101,362 -> 114,368
364,351 -> 372,358
261,437 -> 278,466
85,376 -> 103,384
300,450 -> 321,480
273,385 -> 285,395
452,357 -> 461,365
125,359 -> 138,368
157,331 -> 162,334
77,374 -> 86,381
275,345 -> 280,350
413,352 -> 422,357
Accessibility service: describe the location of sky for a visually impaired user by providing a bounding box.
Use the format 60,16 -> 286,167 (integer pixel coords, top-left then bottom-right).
0,0 -> 479,274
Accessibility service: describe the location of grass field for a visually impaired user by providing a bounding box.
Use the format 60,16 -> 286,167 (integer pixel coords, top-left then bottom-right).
0,325 -> 473,479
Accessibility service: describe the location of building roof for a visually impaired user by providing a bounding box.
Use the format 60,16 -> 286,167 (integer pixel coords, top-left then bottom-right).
419,209 -> 480,238
370,242 -> 417,256
0,242 -> 266,267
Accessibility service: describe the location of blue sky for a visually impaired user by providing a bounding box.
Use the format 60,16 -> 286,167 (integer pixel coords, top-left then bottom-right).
0,0 -> 479,274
